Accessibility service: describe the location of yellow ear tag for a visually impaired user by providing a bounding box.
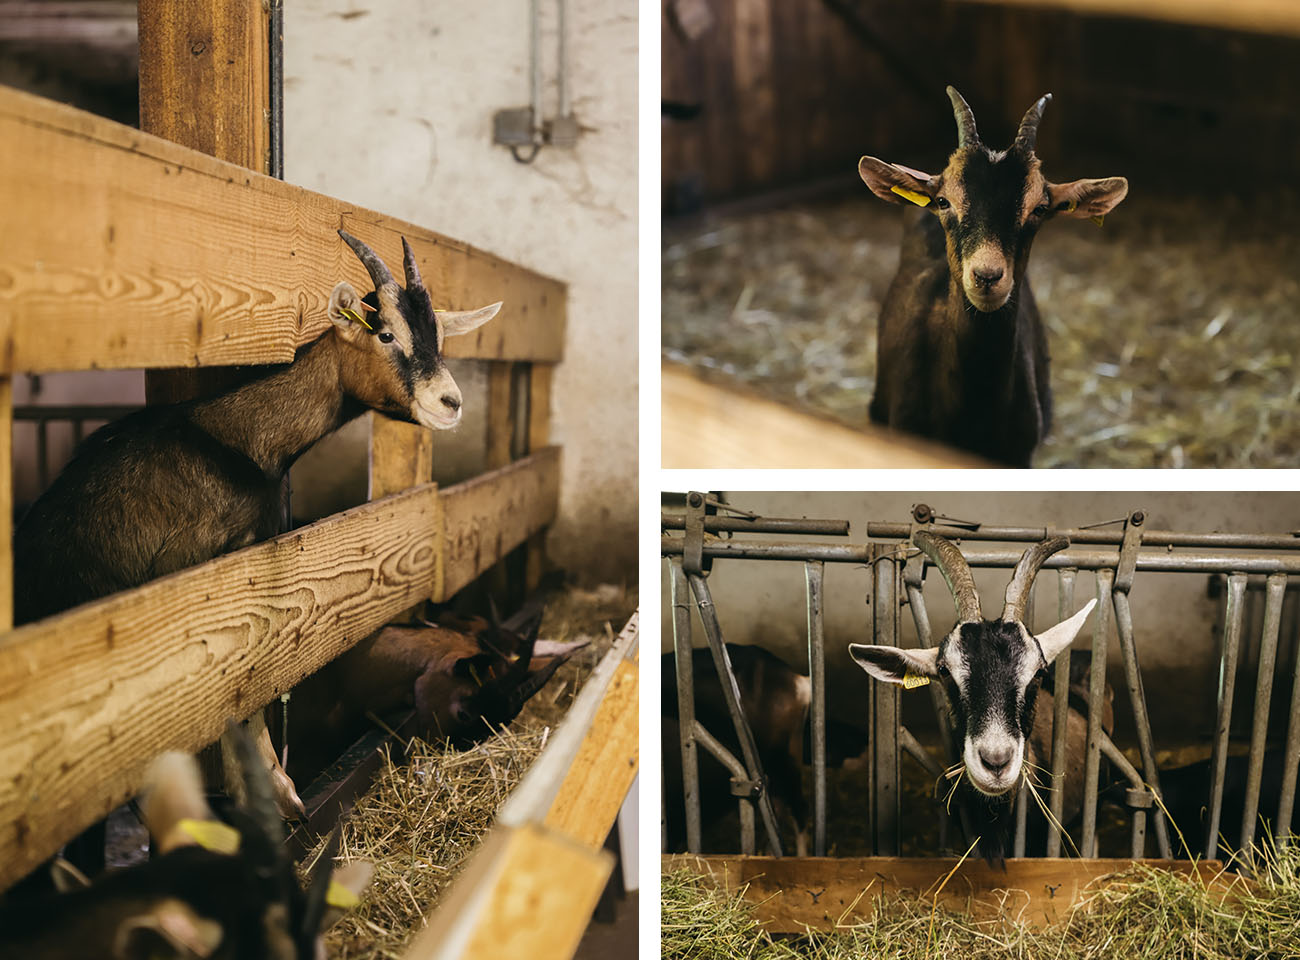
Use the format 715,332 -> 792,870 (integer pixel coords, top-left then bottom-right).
178,818 -> 241,854
902,671 -> 931,690
339,307 -> 375,331
1090,214 -> 1105,227
890,185 -> 932,207
1065,199 -> 1078,214
327,880 -> 361,910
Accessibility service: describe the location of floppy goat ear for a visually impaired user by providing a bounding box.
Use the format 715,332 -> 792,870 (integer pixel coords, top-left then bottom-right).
440,302 -> 503,339
858,157 -> 936,208
140,752 -> 230,855
1035,598 -> 1098,664
849,643 -> 939,685
328,281 -> 374,337
1048,177 -> 1128,220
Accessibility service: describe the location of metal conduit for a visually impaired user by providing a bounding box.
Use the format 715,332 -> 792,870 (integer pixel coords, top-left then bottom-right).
1046,568 -> 1075,857
805,561 -> 828,856
1205,573 -> 1248,859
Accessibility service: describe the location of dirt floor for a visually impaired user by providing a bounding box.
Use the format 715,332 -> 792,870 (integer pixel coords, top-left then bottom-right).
662,189 -> 1300,468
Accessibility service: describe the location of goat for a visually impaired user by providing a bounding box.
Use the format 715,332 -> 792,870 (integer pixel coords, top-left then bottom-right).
0,724 -> 372,960
12,231 -> 502,821
858,87 -> 1128,466
287,608 -> 586,779
850,532 -> 1096,865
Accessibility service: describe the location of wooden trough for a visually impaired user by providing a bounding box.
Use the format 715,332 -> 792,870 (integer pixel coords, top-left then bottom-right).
0,4 -> 636,957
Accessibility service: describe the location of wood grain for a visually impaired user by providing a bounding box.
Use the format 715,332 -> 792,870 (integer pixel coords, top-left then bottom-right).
368,414 -> 434,500
439,446 -> 561,601
954,0 -> 1300,35
664,855 -> 1238,930
404,824 -> 613,960
662,363 -> 991,468
0,86 -> 567,374
543,656 -> 639,850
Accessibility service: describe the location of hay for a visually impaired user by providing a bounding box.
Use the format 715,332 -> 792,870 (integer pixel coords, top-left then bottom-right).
663,189 -> 1300,467
307,584 -> 637,959
662,843 -> 1300,960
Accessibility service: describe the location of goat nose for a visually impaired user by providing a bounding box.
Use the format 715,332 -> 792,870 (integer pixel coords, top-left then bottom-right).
441,394 -> 461,412
978,746 -> 1013,775
973,266 -> 1004,287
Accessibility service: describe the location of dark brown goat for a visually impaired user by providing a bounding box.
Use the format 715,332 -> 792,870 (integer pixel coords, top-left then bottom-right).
0,725 -> 371,960
858,87 -> 1128,466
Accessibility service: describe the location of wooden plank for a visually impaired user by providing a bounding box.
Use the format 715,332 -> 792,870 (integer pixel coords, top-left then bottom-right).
664,855 -> 1236,931
484,361 -> 516,470
524,363 -> 554,592
662,363 -> 992,468
954,0 -> 1300,36
368,414 -> 434,500
0,86 -> 567,374
439,446 -> 561,601
404,824 -> 613,960
543,656 -> 639,849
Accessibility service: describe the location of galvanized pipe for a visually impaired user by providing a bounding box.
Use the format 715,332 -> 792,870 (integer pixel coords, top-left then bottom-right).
1205,572 -> 1248,859
1013,782 -> 1028,857
900,726 -> 945,781
1277,624 -> 1300,847
687,572 -> 785,856
662,514 -> 850,536
805,561 -> 828,857
904,580 -> 956,764
1081,569 -> 1114,858
1099,734 -> 1150,859
1240,573 -> 1287,857
1047,568 -> 1075,857
867,522 -> 1300,551
556,0 -> 569,118
871,551 -> 901,855
669,559 -> 702,853
692,722 -> 755,855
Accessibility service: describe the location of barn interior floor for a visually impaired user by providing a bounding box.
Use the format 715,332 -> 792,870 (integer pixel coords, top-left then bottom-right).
662,188 -> 1300,468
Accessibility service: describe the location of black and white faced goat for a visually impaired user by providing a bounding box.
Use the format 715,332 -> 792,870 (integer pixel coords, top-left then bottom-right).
858,87 -> 1128,466
849,532 -> 1096,864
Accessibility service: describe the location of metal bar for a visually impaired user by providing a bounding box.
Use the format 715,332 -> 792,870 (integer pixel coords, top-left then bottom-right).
899,726 -> 945,781
1097,733 -> 1151,860
1278,616 -> 1300,847
664,538 -> 1300,573
1112,590 -> 1172,858
661,515 -> 851,535
669,559 -> 701,853
1081,569 -> 1113,858
805,561 -> 827,857
867,521 -> 1300,551
1047,568 -> 1075,857
691,722 -> 755,856
1241,573 -> 1286,857
871,550 -> 900,855
1205,572 -> 1247,859
556,0 -> 569,118
1013,782 -> 1028,857
529,0 -> 543,140
268,0 -> 283,180
687,572 -> 784,856
72,419 -> 84,445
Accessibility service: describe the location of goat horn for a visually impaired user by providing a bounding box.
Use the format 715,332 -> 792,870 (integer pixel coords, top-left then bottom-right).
914,531 -> 982,623
1013,93 -> 1052,155
507,655 -> 568,715
1001,536 -> 1070,624
946,85 -> 980,148
338,229 -> 395,291
223,719 -> 284,847
300,824 -> 342,948
401,236 -> 423,291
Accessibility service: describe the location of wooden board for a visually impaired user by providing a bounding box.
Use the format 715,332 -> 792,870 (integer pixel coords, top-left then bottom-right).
368,414 -> 434,500
404,824 -> 613,960
954,0 -> 1300,36
0,85 -> 567,374
0,452 -> 560,889
664,855 -> 1235,930
662,363 -> 991,468
524,364 -> 554,590
439,446 -> 561,600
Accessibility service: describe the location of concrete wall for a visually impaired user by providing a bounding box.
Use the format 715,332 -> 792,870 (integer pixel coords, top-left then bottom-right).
284,1 -> 638,583
661,491 -> 1300,743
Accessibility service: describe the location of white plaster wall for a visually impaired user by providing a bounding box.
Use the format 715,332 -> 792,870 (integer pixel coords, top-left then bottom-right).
283,1 -> 638,581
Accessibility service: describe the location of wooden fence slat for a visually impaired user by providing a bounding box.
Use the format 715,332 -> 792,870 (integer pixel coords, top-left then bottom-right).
524,363 -> 554,591
0,448 -> 560,889
368,414 -> 434,500
953,0 -> 1300,36
0,86 -> 566,373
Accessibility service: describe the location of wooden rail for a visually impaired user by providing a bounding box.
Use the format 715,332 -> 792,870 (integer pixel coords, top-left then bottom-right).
955,0 -> 1300,36
0,448 -> 560,890
0,84 -> 566,374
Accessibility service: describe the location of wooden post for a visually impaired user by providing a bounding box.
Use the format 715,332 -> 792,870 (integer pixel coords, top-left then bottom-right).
137,0 -> 271,403
368,416 -> 434,499
525,363 -> 554,591
484,361 -> 518,601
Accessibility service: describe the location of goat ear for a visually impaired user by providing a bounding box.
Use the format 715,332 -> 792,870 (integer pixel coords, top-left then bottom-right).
1035,598 -> 1098,664
328,281 -> 373,337
440,302 -> 503,339
141,752 -> 218,854
50,857 -> 91,893
1048,177 -> 1128,220
322,861 -> 375,929
848,643 -> 939,685
858,156 -> 935,207
113,900 -> 224,960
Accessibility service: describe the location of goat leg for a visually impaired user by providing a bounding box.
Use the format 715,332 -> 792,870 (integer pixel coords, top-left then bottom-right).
220,710 -> 306,821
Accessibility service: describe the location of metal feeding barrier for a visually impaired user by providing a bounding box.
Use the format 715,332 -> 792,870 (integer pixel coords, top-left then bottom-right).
662,494 -> 1300,862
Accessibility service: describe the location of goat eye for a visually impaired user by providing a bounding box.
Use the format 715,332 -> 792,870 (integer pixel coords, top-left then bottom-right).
378,331 -> 395,344
934,196 -> 950,210
1034,203 -> 1050,217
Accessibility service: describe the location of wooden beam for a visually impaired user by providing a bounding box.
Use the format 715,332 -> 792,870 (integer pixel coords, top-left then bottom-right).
0,450 -> 560,889
953,0 -> 1300,36
439,446 -> 562,601
404,824 -> 613,960
0,86 -> 567,374
524,363 -> 554,591
368,414 -> 434,500
664,855 -> 1236,931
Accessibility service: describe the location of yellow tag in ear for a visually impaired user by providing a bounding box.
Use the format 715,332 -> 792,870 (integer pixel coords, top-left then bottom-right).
902,671 -> 931,690
178,818 -> 241,854
890,185 -> 932,207
327,880 -> 361,910
1091,214 -> 1105,227
340,307 -> 375,331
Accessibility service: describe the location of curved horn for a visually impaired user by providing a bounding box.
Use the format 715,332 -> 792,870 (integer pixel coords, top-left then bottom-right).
507,655 -> 568,716
1013,93 -> 1052,155
914,531 -> 982,623
946,85 -> 979,148
299,825 -> 341,950
401,236 -> 423,290
1001,536 -> 1070,623
338,229 -> 395,291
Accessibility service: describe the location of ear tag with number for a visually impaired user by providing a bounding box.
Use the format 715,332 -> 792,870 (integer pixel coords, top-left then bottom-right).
178,818 -> 241,854
327,880 -> 361,910
340,307 -> 375,332
902,671 -> 931,690
890,185 -> 932,207
1091,214 -> 1105,227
